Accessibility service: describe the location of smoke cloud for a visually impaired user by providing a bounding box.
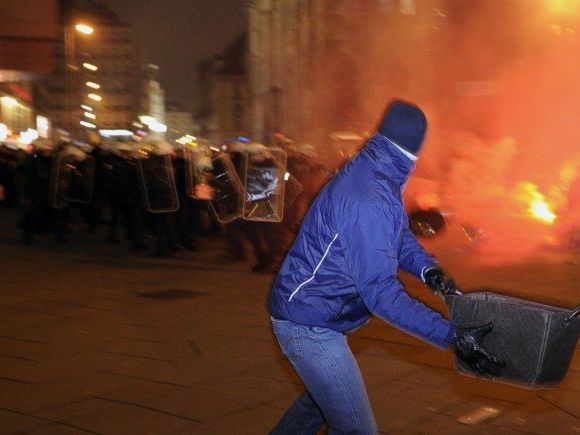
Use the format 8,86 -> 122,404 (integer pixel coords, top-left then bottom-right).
312,1 -> 579,263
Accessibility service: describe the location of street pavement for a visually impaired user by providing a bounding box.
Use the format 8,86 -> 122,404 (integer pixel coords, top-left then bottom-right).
0,209 -> 579,434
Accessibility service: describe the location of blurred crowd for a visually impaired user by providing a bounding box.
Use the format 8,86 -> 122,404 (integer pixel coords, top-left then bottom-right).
0,135 -> 334,273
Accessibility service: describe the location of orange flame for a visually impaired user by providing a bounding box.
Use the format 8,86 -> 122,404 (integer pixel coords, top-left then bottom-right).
514,182 -> 557,225
529,198 -> 557,224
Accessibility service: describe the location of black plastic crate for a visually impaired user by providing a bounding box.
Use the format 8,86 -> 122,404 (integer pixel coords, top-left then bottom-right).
446,292 -> 580,389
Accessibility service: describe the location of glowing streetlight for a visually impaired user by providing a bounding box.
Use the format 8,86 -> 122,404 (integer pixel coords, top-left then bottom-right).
99,129 -> 133,137
75,24 -> 94,35
81,105 -> 93,111
80,121 -> 96,129
19,128 -> 39,145
0,96 -> 18,107
148,121 -> 167,133
139,115 -> 156,126
88,93 -> 102,102
84,112 -> 96,120
82,62 -> 98,71
85,81 -> 100,89
0,123 -> 9,140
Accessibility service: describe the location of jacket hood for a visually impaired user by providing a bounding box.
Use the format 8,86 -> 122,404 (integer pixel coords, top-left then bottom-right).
360,134 -> 416,186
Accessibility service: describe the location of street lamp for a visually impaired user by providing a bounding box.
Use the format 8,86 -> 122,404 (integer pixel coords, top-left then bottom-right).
65,22 -> 100,135
65,24 -> 94,69
0,123 -> 8,140
80,121 -> 96,129
149,121 -> 167,133
0,96 -> 18,107
75,23 -> 94,35
88,93 -> 102,102
82,62 -> 98,71
85,81 -> 100,89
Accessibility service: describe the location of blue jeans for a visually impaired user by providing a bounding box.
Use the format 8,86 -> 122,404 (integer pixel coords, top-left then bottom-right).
270,317 -> 378,435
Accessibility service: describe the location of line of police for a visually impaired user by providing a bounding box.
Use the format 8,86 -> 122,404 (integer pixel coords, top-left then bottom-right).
0,137 -> 333,272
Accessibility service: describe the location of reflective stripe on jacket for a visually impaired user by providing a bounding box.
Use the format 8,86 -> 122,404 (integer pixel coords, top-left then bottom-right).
268,134 -> 455,349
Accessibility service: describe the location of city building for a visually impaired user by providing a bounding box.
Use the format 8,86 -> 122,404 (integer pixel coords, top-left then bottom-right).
248,0 -> 321,146
0,0 -> 58,142
165,102 -> 195,142
38,0 -> 141,140
139,63 -> 166,139
140,64 -> 165,126
196,34 -> 250,144
247,0 -> 444,151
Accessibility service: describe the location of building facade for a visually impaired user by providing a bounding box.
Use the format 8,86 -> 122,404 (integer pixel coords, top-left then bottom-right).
140,63 -> 166,139
197,34 -> 250,144
248,0 -> 319,145
165,102 -> 194,142
247,0 -> 447,151
0,0 -> 58,79
38,0 -> 141,140
0,0 -> 58,141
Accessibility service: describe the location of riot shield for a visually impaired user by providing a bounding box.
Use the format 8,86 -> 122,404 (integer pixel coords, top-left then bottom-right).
283,172 -> 303,209
183,147 -> 215,200
242,148 -> 287,222
136,148 -> 179,213
208,152 -> 244,223
285,153 -> 310,207
49,152 -> 95,209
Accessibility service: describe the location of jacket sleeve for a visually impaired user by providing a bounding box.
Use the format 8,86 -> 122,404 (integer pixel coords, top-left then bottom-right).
339,200 -> 455,349
398,226 -> 438,281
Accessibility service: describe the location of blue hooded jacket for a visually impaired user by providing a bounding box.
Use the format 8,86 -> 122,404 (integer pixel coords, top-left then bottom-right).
268,134 -> 456,349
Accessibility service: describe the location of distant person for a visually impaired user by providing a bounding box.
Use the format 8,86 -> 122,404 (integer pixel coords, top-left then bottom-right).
174,152 -> 206,251
268,101 -> 504,434
20,143 -> 53,243
216,142 -> 248,264
139,141 -> 179,257
244,143 -> 280,273
106,143 -> 144,250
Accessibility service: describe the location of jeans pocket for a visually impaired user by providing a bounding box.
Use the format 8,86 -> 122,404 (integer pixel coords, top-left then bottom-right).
273,320 -> 304,362
309,325 -> 329,335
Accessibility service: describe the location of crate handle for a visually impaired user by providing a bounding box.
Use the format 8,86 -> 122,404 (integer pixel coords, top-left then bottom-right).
563,306 -> 580,326
440,289 -> 462,303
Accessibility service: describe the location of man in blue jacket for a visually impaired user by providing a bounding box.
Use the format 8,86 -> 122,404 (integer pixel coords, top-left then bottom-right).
268,101 -> 503,434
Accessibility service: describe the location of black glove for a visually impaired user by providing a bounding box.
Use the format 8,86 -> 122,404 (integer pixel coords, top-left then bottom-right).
451,322 -> 505,377
424,267 -> 459,295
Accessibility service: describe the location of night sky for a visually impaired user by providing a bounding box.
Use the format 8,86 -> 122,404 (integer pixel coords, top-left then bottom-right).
102,0 -> 247,112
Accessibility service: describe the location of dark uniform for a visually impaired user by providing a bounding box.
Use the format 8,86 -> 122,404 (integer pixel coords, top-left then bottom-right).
20,149 -> 53,243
